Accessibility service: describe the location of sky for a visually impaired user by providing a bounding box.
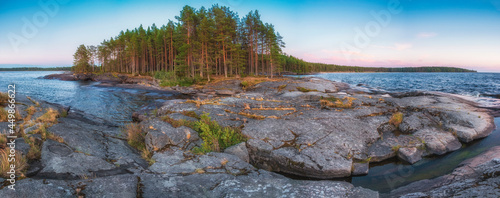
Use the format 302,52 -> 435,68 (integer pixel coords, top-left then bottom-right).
0,0 -> 499,72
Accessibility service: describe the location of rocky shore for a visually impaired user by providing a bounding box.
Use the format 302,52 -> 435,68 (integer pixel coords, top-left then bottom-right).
1,75 -> 498,197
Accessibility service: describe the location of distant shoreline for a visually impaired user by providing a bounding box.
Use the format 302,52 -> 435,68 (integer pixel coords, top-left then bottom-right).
0,67 -> 72,71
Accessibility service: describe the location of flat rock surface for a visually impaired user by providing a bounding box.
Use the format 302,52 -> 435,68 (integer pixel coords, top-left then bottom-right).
152,77 -> 495,178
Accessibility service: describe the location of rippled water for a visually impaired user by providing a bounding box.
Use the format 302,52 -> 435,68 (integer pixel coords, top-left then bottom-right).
307,72 -> 500,98
0,71 -> 178,124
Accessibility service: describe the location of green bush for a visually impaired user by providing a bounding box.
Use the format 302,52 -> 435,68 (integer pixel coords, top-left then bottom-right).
192,113 -> 246,154
154,70 -> 199,87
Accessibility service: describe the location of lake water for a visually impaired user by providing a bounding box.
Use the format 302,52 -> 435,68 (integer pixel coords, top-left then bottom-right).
0,71 -> 179,124
307,72 -> 500,98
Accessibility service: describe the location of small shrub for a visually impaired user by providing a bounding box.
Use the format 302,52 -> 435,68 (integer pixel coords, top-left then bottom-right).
277,84 -> 287,92
0,149 -> 28,178
240,81 -> 249,89
60,110 -> 68,118
389,112 -> 404,128
192,113 -> 246,154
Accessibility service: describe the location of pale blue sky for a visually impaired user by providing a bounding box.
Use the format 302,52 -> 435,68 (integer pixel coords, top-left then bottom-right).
1,0 -> 499,71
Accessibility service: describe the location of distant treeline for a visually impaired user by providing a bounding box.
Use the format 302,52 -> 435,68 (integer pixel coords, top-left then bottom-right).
0,67 -> 72,71
281,55 -> 476,73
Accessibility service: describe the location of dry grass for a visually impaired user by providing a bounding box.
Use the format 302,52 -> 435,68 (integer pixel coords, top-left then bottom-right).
0,134 -> 6,148
180,111 -> 199,119
0,108 -> 7,122
24,106 -> 36,121
296,87 -> 318,92
277,84 -> 287,92
239,76 -> 285,90
251,107 -> 296,111
0,149 -> 28,178
122,123 -> 155,165
320,97 -> 356,109
0,92 -> 8,106
238,111 -> 266,120
161,116 -> 195,128
122,123 -> 145,151
36,108 -> 59,124
389,112 -> 404,128
185,98 -> 222,108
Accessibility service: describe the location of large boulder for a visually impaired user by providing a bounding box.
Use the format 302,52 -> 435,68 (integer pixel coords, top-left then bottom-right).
142,118 -> 201,152
38,140 -> 116,179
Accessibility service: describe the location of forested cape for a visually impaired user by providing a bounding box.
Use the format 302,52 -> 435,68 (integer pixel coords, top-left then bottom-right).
72,5 -> 475,79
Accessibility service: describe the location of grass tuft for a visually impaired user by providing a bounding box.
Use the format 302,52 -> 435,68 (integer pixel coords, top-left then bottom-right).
296,87 -> 318,92
389,112 -> 404,128
0,108 -> 7,122
36,108 -> 59,124
320,96 -> 356,109
1,149 -> 28,178
180,111 -> 199,119
192,113 -> 246,154
0,92 -> 8,106
122,123 -> 155,165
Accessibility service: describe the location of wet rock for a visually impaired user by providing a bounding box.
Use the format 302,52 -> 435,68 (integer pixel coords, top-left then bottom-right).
397,147 -> 423,164
43,73 -> 77,81
142,119 -> 200,152
352,162 -> 369,176
414,129 -> 462,156
388,146 -> 500,197
224,142 -> 250,163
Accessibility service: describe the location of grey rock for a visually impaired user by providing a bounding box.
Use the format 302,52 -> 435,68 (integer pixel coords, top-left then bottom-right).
14,137 -> 31,155
144,77 -> 495,179
142,119 -> 200,152
140,169 -> 378,198
0,178 -> 73,198
149,150 -> 255,175
0,175 -> 137,198
38,140 -> 116,179
80,175 -> 138,198
216,89 -> 236,96
397,147 -> 423,164
352,162 -> 369,176
224,142 -> 250,163
414,128 -> 462,156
